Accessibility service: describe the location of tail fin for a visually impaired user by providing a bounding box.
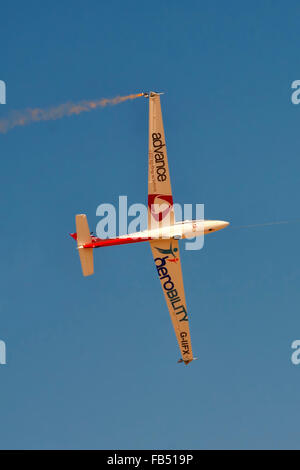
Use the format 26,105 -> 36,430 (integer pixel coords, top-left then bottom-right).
75,214 -> 94,276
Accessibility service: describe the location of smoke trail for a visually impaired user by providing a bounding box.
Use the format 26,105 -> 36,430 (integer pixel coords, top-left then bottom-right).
0,93 -> 144,134
230,219 -> 300,230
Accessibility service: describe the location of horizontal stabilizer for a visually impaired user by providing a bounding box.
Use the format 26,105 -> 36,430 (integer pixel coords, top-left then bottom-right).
75,214 -> 94,276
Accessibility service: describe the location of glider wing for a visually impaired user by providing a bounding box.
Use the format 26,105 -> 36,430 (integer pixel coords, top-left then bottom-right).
148,93 -> 175,230
149,238 -> 193,364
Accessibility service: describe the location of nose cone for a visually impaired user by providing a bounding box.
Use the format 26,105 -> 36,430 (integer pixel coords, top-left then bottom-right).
216,220 -> 230,231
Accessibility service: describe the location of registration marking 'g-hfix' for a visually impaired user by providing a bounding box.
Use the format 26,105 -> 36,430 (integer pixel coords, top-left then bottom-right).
180,332 -> 190,356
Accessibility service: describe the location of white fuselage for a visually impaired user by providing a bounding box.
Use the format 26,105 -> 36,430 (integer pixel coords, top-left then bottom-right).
118,219 -> 229,240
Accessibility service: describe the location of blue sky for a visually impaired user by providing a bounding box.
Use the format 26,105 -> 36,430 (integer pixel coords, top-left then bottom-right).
0,0 -> 300,450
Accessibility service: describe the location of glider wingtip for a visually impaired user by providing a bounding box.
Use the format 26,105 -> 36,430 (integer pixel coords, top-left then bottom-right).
177,357 -> 198,365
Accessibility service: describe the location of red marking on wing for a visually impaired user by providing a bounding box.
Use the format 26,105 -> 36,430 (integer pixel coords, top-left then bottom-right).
148,194 -> 173,222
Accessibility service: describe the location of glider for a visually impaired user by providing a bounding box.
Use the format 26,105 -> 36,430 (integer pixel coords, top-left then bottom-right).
70,92 -> 229,364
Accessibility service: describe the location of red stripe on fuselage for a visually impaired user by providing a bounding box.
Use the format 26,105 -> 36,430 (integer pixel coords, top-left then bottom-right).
83,236 -> 152,248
